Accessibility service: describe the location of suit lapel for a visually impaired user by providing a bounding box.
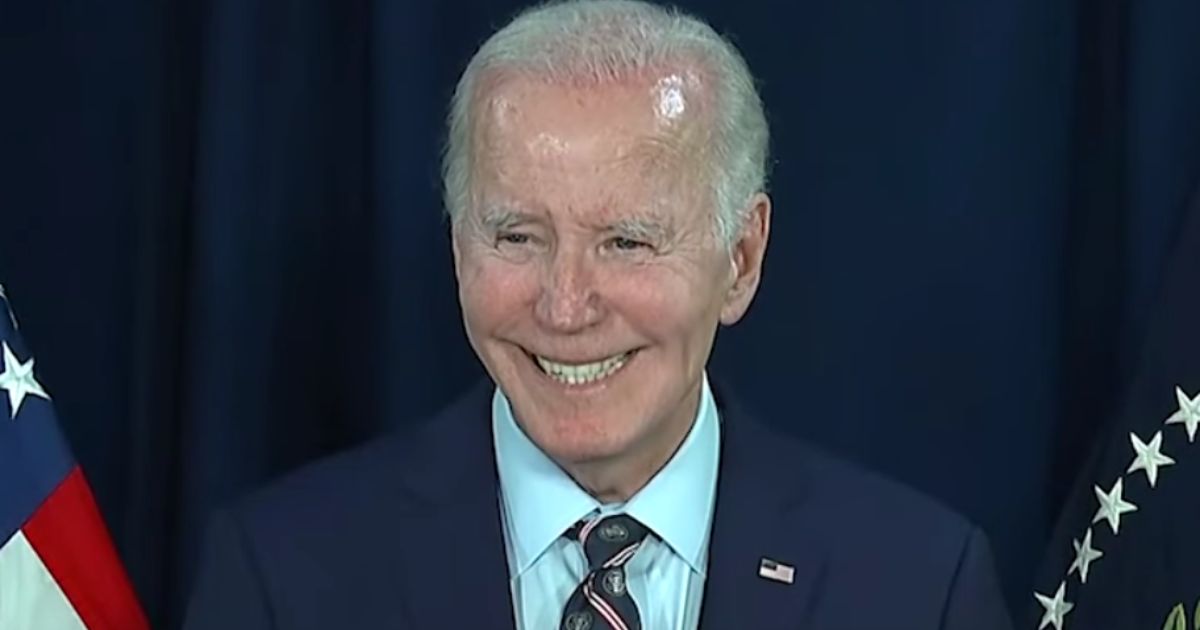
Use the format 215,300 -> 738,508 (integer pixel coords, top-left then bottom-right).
394,493 -> 515,629
701,389 -> 828,630
390,379 -> 827,629
390,381 -> 517,630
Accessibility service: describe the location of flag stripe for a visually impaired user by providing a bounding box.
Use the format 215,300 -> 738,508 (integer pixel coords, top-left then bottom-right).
0,387 -> 74,544
0,531 -> 87,630
22,467 -> 149,630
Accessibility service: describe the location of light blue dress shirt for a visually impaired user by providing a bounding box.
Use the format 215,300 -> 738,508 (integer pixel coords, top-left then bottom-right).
493,374 -> 721,630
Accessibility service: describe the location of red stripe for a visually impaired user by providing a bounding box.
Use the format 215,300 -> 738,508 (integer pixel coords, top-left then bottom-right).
23,467 -> 149,630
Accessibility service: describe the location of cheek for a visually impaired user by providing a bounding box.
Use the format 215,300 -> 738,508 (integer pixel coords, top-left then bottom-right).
606,265 -> 716,334
459,255 -> 539,327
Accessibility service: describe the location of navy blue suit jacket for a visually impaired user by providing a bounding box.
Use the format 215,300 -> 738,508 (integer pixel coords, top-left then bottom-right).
184,380 -> 1014,629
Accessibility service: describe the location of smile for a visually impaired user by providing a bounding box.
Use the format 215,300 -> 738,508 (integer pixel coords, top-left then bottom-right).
531,350 -> 635,386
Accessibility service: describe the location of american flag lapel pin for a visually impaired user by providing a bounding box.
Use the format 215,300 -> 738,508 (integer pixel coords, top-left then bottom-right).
758,557 -> 795,584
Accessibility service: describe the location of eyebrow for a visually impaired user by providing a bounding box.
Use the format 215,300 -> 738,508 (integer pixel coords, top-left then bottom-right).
478,203 -> 540,232
478,202 -> 676,242
606,214 -> 674,243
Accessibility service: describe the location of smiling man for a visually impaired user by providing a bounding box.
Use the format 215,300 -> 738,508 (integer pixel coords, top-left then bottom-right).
184,2 -> 1014,629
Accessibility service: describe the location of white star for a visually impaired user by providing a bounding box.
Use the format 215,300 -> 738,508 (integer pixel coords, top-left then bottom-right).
1165,386 -> 1200,443
1127,430 -> 1175,488
0,341 -> 50,419
1035,581 -> 1075,630
1092,477 -> 1137,535
1068,527 -> 1103,584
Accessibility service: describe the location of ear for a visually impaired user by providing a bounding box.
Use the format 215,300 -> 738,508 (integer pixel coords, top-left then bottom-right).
451,222 -> 463,277
450,213 -> 473,285
719,192 -> 771,325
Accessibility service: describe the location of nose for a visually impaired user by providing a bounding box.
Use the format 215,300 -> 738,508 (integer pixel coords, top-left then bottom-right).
534,246 -> 605,333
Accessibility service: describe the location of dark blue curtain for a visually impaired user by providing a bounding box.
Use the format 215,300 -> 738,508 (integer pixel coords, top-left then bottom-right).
1,0 -> 1197,627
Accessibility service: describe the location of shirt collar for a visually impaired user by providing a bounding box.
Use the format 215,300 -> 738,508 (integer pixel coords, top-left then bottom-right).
493,374 -> 720,576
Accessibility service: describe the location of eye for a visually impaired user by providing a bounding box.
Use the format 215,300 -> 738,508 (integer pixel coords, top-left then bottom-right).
497,232 -> 531,246
610,236 -> 650,251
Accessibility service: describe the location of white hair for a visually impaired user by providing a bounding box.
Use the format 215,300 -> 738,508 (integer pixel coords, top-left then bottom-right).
441,0 -> 770,245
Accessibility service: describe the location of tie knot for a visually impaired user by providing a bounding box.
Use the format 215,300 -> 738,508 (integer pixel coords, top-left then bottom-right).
565,514 -> 650,572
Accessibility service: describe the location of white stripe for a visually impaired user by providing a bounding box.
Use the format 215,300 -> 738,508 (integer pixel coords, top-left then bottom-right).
579,517 -> 601,543
584,582 -> 628,630
0,531 -> 88,630
603,542 -> 641,568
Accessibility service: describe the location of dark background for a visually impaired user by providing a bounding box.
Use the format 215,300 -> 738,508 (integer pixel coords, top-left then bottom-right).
1,0 -> 1197,626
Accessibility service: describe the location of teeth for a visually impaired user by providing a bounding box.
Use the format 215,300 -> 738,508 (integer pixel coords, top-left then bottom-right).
534,352 -> 631,385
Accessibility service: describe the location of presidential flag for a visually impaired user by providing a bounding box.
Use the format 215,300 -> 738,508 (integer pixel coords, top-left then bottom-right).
1031,190 -> 1200,630
0,284 -> 148,629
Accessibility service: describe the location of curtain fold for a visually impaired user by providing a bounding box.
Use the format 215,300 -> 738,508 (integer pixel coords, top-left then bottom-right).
1,0 -> 1197,625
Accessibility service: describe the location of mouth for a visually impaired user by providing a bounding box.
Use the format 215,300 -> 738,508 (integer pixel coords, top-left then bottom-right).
523,348 -> 638,386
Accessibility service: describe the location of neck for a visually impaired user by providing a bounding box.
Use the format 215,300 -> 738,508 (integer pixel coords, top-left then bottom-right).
563,381 -> 703,503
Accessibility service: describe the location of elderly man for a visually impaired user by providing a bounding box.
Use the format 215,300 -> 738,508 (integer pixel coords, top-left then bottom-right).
185,1 -> 1014,629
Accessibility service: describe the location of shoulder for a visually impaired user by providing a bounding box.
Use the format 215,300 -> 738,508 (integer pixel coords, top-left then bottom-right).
222,381 -> 493,541
748,421 -> 1005,611
726,409 -> 983,565
791,434 -> 973,537
726,397 -> 974,530
186,383 -> 498,623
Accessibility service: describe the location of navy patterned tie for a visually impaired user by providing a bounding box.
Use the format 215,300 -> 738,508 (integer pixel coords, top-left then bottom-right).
560,514 -> 650,630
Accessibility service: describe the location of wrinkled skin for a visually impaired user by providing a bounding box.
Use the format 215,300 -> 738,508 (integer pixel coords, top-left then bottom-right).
452,68 -> 770,501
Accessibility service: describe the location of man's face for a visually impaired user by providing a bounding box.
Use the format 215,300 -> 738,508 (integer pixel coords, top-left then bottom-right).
453,71 -> 764,470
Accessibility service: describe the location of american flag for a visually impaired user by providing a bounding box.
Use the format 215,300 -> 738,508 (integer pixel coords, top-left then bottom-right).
1031,191 -> 1200,630
758,557 -> 796,584
0,284 -> 148,629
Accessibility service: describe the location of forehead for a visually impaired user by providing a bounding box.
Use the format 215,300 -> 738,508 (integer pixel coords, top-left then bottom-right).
471,69 -> 711,183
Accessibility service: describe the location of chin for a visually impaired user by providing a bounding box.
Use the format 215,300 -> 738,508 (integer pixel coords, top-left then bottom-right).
524,412 -> 638,465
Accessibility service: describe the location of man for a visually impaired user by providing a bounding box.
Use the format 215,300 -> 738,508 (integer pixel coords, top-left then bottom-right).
185,1 -> 1014,628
